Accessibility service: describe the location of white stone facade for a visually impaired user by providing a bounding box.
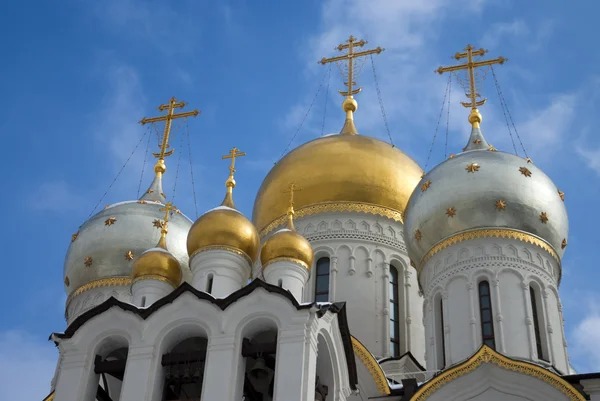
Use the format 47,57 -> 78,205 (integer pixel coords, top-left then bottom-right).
419,236 -> 569,374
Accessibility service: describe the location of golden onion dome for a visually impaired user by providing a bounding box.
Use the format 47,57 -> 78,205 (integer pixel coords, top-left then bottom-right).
187,151 -> 260,263
132,236 -> 182,288
252,99 -> 423,237
261,193 -> 314,270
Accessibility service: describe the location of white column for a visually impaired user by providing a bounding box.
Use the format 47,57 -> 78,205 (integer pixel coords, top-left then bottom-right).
522,281 -> 536,360
348,255 -> 356,275
382,263 -> 391,357
273,328 -> 318,401
131,280 -> 173,307
263,260 -> 310,302
467,281 -> 478,351
201,335 -> 244,401
330,256 -> 338,301
442,291 -> 451,365
190,250 -> 251,298
119,345 -> 156,401
366,257 -> 373,277
403,267 -> 412,353
492,279 -> 506,353
54,350 -> 98,401
541,289 -> 556,365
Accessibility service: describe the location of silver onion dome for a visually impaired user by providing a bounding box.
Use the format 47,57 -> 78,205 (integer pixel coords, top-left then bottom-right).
403,125 -> 568,266
63,182 -> 192,295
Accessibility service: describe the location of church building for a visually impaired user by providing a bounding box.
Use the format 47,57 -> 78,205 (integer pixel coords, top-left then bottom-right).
44,38 -> 600,400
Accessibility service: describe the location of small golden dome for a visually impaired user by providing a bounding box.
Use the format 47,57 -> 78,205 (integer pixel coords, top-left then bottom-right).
252,134 -> 423,236
261,199 -> 314,270
132,237 -> 182,288
187,149 -> 260,262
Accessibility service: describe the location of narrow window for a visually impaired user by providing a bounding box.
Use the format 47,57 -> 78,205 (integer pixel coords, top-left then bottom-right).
530,286 -> 548,361
206,274 -> 214,294
478,281 -> 495,349
439,298 -> 446,368
141,296 -> 146,308
278,279 -> 283,288
390,266 -> 401,357
314,257 -> 330,302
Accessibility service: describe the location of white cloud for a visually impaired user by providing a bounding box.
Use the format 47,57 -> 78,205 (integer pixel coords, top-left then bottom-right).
482,20 -> 529,48
0,330 -> 57,401
571,301 -> 600,372
577,146 -> 600,176
29,180 -> 84,213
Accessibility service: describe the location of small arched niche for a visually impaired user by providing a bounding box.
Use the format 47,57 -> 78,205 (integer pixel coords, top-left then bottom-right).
241,319 -> 279,401
89,337 -> 129,401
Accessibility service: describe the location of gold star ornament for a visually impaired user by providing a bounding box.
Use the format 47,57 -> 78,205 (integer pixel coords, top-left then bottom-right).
488,144 -> 497,152
495,200 -> 506,211
71,232 -> 79,243
558,190 -> 565,201
84,256 -> 93,267
124,250 -> 134,261
519,167 -> 532,177
153,219 -> 165,229
105,217 -> 117,226
562,238 -> 568,249
466,163 -> 480,173
415,230 -> 422,241
446,207 -> 457,217
64,276 -> 70,287
539,212 -> 549,224
421,180 -> 432,192
473,138 -> 482,144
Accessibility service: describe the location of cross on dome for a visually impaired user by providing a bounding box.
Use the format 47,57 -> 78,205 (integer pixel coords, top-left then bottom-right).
220,147 -> 246,208
282,182 -> 302,230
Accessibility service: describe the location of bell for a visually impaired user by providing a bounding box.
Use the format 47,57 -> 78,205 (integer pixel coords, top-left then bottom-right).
250,357 -> 270,380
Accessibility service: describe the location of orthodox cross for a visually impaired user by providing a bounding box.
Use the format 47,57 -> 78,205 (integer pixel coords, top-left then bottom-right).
283,183 -> 301,228
159,201 -> 177,234
435,45 -> 507,110
222,147 -> 246,179
139,97 -> 200,161
318,35 -> 384,97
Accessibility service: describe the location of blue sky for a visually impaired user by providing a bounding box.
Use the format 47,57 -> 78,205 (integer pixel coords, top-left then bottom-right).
2,0 -> 600,399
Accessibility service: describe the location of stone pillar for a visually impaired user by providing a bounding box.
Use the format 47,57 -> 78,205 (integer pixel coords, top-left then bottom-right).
382,263 -> 391,357
522,281 -> 536,360
541,288 -> 555,364
54,350 -> 98,401
273,328 -> 318,401
403,267 -> 412,353
263,260 -> 310,302
467,281 -> 478,351
201,335 -> 244,401
119,345 -> 156,401
330,256 -> 338,301
131,280 -> 173,307
190,250 -> 251,298
492,279 -> 506,353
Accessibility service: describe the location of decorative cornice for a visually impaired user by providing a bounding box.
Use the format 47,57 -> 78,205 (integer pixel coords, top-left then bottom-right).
260,202 -> 403,238
189,245 -> 252,265
66,277 -> 131,306
132,274 -> 178,288
262,257 -> 310,271
351,336 -> 390,395
411,346 -> 585,401
419,228 -> 560,272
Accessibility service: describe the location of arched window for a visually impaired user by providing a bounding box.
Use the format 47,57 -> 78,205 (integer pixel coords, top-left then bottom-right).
530,285 -> 549,361
314,257 -> 330,302
478,281 -> 495,349
434,297 -> 446,369
390,266 -> 401,357
206,274 -> 213,294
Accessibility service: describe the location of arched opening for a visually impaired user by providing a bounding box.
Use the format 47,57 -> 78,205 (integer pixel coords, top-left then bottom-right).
141,296 -> 147,308
389,265 -> 401,357
206,274 -> 213,294
434,294 -> 446,369
530,284 -> 549,362
315,257 -> 330,302
478,281 -> 495,349
90,339 -> 129,401
315,332 -> 337,401
277,279 -> 283,288
241,328 -> 278,400
161,337 -> 208,400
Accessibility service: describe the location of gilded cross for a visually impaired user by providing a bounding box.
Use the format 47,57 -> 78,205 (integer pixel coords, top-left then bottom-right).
221,147 -> 246,178
282,182 -> 302,229
318,35 -> 384,97
435,45 -> 507,110
159,201 -> 177,233
139,97 -> 200,162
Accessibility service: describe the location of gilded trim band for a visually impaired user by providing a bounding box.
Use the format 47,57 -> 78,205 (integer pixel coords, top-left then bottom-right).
66,277 -> 132,305
351,336 -> 390,395
132,274 -> 179,288
411,346 -> 585,401
418,228 -> 560,271
189,245 -> 253,265
260,201 -> 404,238
262,257 -> 310,271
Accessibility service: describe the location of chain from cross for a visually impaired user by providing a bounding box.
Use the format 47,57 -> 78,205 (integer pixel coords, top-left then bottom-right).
435,45 -> 507,110
158,202 -> 177,235
318,35 -> 384,97
139,97 -> 200,162
222,147 -> 246,179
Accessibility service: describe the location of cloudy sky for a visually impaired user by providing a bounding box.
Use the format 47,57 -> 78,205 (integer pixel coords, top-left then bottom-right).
2,0 -> 600,399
